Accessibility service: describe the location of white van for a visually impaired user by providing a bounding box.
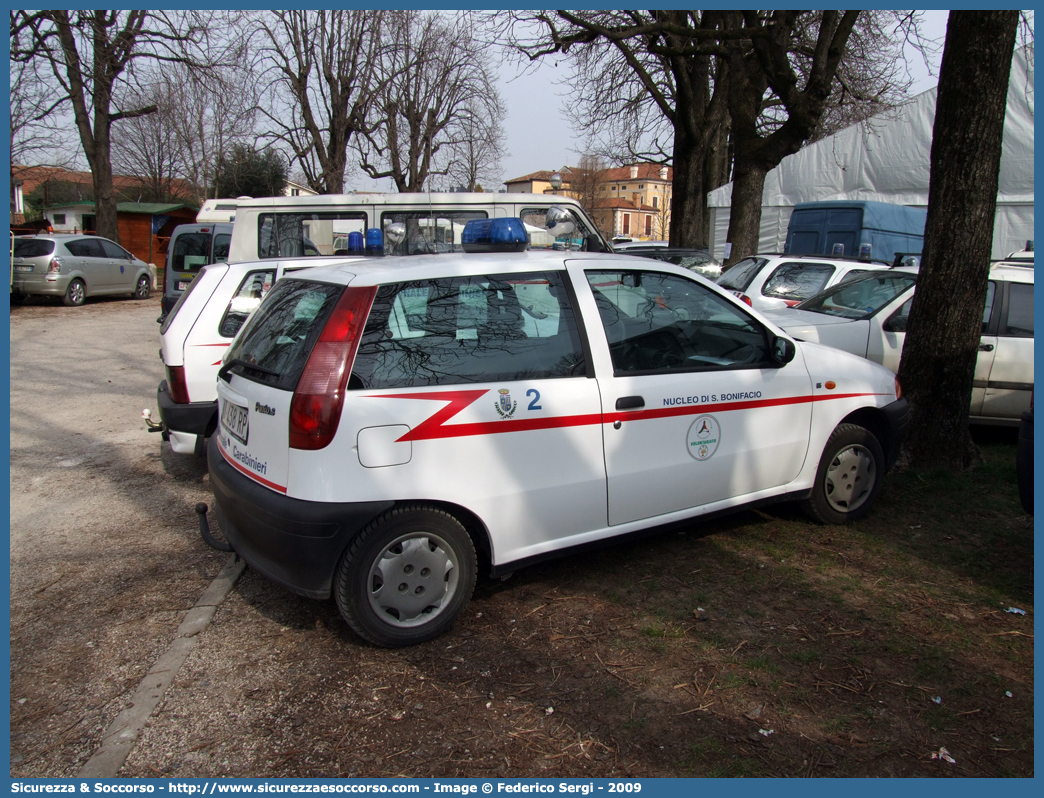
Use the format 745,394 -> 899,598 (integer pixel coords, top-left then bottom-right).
196,199 -> 242,224
225,193 -> 611,263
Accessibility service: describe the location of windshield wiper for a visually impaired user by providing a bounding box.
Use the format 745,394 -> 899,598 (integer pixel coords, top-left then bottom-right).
218,358 -> 282,383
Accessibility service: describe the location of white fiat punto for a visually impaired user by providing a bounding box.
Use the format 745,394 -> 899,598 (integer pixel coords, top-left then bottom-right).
208,217 -> 909,647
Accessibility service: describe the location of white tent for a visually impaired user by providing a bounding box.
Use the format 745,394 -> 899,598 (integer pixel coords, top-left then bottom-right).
707,46 -> 1034,261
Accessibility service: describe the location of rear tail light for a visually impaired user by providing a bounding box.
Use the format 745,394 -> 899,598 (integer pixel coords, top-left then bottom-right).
782,299 -> 800,307
737,293 -> 752,307
166,365 -> 190,403
894,377 -> 902,400
289,286 -> 377,450
48,256 -> 63,273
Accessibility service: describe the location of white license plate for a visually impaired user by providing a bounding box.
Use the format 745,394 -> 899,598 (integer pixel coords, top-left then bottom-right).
221,400 -> 249,445
13,265 -> 33,272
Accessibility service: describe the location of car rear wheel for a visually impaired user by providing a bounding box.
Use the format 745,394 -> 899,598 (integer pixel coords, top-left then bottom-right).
334,504 -> 477,647
63,279 -> 86,307
802,423 -> 884,524
134,274 -> 151,299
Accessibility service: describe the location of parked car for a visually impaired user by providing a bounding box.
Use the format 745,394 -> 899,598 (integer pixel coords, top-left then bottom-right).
204,217 -> 908,647
155,254 -> 359,455
763,263 -> 1033,423
618,246 -> 722,279
11,233 -> 153,306
613,240 -> 668,251
717,253 -> 891,312
1016,392 -> 1033,515
161,222 -> 234,318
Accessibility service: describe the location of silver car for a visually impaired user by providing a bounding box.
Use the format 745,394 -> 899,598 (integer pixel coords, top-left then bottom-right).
12,234 -> 153,307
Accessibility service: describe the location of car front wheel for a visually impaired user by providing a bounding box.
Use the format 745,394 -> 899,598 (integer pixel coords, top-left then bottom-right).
802,423 -> 884,524
334,504 -> 477,647
134,274 -> 151,299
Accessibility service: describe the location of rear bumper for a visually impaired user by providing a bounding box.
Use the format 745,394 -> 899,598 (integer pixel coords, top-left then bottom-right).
208,436 -> 394,599
157,380 -> 217,436
881,397 -> 910,470
12,272 -> 70,296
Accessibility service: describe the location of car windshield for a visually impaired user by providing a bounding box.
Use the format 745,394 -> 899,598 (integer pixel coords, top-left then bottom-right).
795,272 -> 918,319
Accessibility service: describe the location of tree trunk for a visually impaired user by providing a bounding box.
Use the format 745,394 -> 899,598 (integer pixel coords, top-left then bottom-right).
668,123 -> 709,249
90,108 -> 119,242
722,161 -> 766,266
896,10 -> 1018,470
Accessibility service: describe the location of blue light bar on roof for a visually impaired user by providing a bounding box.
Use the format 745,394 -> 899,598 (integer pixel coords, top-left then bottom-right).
461,217 -> 529,253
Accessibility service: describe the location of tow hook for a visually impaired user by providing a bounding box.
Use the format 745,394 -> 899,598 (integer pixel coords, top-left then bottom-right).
196,502 -> 234,552
142,408 -> 166,436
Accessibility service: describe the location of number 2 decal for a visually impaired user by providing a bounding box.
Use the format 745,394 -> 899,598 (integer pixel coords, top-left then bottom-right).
526,389 -> 542,411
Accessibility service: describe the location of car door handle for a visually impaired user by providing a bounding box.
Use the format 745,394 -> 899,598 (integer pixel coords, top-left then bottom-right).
616,396 -> 645,411
979,344 -> 995,352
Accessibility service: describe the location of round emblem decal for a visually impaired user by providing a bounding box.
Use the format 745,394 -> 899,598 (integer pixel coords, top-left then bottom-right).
686,415 -> 721,461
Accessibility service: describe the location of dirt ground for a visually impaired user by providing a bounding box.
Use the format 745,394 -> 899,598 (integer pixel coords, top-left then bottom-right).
9,295 -> 1034,779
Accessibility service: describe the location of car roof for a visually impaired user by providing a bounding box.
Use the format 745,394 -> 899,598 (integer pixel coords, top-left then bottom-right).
990,262 -> 1034,283
277,249 -> 692,287
752,253 -> 893,267
16,233 -> 108,241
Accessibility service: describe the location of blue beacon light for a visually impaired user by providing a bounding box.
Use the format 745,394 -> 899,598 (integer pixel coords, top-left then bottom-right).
460,217 -> 529,253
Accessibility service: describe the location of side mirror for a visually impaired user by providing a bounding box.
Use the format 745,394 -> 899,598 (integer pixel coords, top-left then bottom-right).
771,335 -> 796,366
883,314 -> 908,333
585,233 -> 607,253
545,206 -> 575,239
384,222 -> 406,246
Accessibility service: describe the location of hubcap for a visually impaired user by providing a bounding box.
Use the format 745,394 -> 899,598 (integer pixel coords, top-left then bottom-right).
70,283 -> 84,303
137,278 -> 148,297
367,533 -> 459,628
824,444 -> 875,513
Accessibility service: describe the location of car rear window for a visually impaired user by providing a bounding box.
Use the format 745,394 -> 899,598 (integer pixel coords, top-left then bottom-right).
224,278 -> 345,391
349,272 -> 586,389
761,262 -> 835,300
14,239 -> 55,258
171,232 -> 212,273
717,257 -> 766,291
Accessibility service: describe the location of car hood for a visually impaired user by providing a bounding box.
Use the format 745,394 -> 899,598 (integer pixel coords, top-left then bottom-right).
762,308 -> 856,332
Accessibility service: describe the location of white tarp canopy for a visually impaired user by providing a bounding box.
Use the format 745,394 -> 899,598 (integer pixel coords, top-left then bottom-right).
707,46 -> 1034,261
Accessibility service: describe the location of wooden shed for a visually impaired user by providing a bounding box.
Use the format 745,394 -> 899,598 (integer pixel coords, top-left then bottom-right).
41,201 -> 198,264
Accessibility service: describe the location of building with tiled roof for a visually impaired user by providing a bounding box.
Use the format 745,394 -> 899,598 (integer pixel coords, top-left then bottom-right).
503,167 -> 575,195
503,162 -> 672,241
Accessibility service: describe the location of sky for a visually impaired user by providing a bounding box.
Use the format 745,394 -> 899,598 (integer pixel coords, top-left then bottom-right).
486,10 -> 953,190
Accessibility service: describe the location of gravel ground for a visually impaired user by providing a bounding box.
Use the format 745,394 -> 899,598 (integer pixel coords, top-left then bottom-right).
10,295 -> 227,776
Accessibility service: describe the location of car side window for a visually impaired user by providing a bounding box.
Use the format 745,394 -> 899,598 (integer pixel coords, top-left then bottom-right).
762,262 -> 835,300
350,271 -> 586,389
66,239 -> 105,258
219,270 -> 277,338
379,211 -> 487,256
1003,282 -> 1033,337
586,270 -> 770,374
99,240 -> 128,259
